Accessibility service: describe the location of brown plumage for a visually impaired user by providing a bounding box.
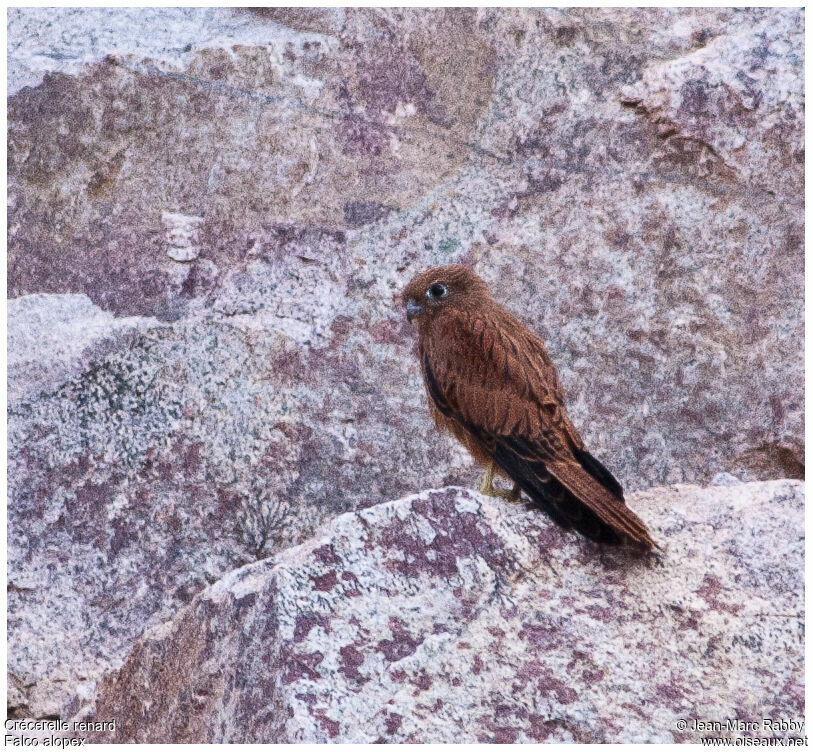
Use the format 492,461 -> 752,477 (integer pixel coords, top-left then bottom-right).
401,264 -> 656,550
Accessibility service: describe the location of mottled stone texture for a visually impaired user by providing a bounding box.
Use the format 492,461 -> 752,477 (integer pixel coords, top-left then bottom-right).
83,480 -> 804,743
7,7 -> 804,719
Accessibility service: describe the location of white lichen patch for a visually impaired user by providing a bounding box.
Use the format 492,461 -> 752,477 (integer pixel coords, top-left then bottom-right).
7,293 -> 159,401
162,211 -> 204,262
412,514 -> 438,546
453,491 -> 481,515
203,559 -> 273,605
8,7 -> 340,95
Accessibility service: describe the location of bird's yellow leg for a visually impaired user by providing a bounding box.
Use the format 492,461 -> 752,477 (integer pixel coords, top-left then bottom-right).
478,463 -> 522,502
478,462 -> 496,495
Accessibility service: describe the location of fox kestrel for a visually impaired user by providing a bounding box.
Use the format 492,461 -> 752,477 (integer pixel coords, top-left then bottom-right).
402,264 -> 655,550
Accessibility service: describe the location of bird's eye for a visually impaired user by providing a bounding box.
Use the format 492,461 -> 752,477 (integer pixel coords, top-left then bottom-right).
427,282 -> 448,300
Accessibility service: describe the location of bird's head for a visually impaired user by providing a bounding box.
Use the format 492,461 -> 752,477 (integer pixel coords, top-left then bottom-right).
401,264 -> 490,327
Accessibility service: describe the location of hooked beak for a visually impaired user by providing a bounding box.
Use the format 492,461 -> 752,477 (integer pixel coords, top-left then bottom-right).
405,298 -> 423,322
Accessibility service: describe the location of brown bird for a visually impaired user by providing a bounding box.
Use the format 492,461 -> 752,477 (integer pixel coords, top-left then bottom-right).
402,264 -> 655,549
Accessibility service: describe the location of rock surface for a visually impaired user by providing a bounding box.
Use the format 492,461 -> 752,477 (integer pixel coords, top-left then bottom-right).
82,480 -> 804,743
7,8 -> 804,718
8,294 -> 157,403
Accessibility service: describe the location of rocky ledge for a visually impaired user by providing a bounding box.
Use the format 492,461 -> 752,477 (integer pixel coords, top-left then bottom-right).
80,479 -> 802,743
8,7 -> 804,720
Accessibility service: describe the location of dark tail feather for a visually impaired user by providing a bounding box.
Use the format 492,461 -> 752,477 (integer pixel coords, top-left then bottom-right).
574,448 -> 625,500
494,444 -> 631,546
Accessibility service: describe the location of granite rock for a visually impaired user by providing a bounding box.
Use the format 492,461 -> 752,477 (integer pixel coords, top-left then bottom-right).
7,7 -> 804,718
619,11 -> 804,194
7,294 -> 157,402
83,480 -> 804,743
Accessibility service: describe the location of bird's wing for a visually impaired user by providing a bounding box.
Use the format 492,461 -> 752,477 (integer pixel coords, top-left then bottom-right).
421,309 -> 654,548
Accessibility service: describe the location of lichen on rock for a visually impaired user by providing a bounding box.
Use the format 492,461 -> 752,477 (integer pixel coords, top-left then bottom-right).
82,480 -> 804,743
7,6 -> 804,726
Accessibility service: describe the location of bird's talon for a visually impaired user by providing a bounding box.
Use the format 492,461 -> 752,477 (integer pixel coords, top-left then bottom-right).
495,485 -> 522,503
479,465 -> 522,503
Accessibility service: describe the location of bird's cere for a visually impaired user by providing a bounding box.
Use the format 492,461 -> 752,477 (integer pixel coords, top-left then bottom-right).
406,299 -> 423,320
